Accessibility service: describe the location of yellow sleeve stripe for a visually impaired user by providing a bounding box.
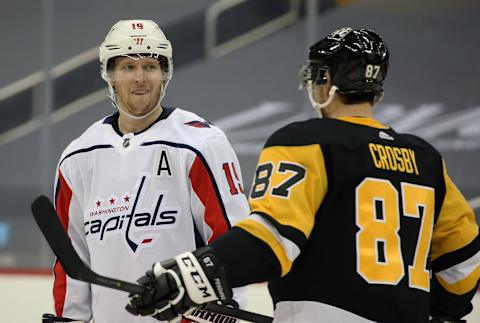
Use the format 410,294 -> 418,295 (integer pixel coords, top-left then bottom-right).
431,160 -> 479,260
235,218 -> 293,276
436,262 -> 480,295
248,213 -> 302,260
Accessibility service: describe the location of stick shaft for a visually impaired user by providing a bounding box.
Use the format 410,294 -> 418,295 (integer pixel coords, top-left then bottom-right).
31,195 -> 273,322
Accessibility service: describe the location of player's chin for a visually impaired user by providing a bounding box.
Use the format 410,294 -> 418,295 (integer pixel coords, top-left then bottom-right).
129,100 -> 157,115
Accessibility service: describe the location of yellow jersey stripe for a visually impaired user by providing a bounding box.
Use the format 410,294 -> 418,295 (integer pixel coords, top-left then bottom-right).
235,218 -> 292,276
431,161 -> 479,260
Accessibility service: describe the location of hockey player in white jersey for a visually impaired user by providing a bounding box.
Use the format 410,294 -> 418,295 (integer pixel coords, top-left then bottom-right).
50,19 -> 249,323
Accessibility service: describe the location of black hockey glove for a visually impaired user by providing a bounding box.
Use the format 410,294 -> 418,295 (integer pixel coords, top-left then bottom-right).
126,247 -> 233,322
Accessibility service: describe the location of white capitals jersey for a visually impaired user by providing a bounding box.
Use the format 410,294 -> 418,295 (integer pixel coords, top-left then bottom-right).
53,107 -> 250,323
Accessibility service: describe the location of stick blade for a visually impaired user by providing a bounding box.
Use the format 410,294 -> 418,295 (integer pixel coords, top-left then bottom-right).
31,195 -> 87,280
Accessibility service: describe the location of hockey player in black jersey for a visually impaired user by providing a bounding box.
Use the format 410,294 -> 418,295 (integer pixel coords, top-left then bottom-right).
126,27 -> 479,323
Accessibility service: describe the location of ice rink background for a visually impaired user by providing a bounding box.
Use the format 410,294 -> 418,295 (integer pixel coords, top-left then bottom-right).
0,274 -> 479,322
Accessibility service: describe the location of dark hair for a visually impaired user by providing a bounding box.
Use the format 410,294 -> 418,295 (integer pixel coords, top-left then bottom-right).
339,92 -> 375,105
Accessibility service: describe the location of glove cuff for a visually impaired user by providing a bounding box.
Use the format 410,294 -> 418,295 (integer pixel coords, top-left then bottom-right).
193,246 -> 233,303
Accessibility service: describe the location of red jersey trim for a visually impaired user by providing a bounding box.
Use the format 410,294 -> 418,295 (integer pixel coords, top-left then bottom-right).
53,170 -> 73,316
189,156 -> 230,243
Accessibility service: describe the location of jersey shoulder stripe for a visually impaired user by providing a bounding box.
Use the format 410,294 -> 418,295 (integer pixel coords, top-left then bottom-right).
59,144 -> 114,166
148,108 -> 229,150
58,116 -> 114,162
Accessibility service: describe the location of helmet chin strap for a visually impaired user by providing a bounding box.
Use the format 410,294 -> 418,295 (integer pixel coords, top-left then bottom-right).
107,80 -> 169,120
114,99 -> 160,120
308,85 -> 338,118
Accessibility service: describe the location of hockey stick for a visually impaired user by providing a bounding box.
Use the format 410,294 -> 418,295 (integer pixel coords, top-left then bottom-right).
31,195 -> 273,323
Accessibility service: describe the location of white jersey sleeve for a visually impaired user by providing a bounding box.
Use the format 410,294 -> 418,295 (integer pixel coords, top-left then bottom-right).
189,130 -> 250,244
188,129 -> 250,310
52,163 -> 92,322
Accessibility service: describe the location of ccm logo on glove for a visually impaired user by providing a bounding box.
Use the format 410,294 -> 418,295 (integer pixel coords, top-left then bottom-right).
176,252 -> 219,303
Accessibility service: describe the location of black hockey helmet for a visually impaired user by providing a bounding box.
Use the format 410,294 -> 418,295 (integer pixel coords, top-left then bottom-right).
300,27 -> 389,102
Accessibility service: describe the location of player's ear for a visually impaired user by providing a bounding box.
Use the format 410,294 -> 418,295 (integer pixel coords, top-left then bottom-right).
107,66 -> 117,89
109,78 -> 117,90
323,70 -> 333,92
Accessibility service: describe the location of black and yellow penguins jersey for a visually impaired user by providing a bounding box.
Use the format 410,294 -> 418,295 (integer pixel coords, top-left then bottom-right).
212,117 -> 479,323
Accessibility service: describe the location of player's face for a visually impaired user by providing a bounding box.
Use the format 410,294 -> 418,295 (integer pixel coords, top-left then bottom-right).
109,57 -> 164,117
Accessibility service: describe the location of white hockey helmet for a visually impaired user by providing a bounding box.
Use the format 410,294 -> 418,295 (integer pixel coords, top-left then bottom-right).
99,20 -> 173,118
99,19 -> 173,82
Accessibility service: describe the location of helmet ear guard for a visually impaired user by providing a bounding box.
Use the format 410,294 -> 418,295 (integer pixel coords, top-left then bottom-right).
299,63 -> 338,117
298,63 -> 328,90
